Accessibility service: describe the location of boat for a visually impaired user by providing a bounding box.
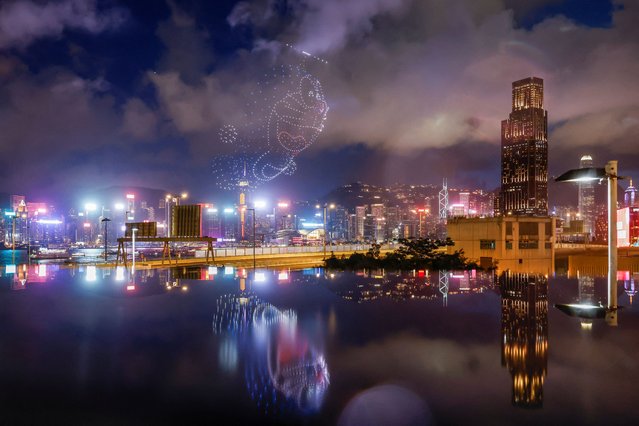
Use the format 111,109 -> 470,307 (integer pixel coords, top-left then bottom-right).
31,248 -> 70,260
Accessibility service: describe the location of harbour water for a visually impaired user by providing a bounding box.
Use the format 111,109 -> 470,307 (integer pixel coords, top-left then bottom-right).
0,261 -> 638,425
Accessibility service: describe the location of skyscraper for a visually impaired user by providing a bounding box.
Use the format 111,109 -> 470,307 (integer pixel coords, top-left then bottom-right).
578,155 -> 595,237
500,77 -> 548,216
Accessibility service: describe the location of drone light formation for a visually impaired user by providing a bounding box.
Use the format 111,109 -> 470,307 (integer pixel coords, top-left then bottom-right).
212,63 -> 328,192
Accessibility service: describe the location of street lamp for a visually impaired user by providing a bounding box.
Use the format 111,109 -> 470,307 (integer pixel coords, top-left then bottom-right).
555,160 -> 621,325
101,217 -> 111,261
131,227 -> 138,274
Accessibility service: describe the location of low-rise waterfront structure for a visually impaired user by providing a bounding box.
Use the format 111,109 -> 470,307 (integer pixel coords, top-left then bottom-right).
447,216 -> 555,274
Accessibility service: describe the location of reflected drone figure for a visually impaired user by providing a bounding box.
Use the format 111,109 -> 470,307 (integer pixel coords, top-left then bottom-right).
213,293 -> 329,415
212,66 -> 328,190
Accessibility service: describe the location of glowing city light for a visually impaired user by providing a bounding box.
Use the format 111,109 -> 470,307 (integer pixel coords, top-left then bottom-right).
86,265 -> 97,282
6,265 -> 16,274
126,194 -> 135,199
84,203 -> 97,212
254,200 -> 267,209
255,272 -> 266,282
114,203 -> 125,210
115,266 -> 125,281
37,219 -> 62,225
224,266 -> 234,275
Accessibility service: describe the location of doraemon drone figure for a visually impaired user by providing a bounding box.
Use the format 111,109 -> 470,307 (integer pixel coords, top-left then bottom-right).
212,65 -> 328,191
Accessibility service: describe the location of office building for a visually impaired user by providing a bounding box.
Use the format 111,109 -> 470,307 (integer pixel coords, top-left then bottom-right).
500,77 -> 548,216
578,155 -> 595,237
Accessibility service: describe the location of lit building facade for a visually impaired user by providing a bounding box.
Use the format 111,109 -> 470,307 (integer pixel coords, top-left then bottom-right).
500,77 -> 548,216
578,155 -> 595,237
625,179 -> 637,208
447,216 -> 555,274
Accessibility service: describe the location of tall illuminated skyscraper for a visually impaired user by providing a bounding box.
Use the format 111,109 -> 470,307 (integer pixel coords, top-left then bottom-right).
578,154 -> 595,237
500,77 -> 548,216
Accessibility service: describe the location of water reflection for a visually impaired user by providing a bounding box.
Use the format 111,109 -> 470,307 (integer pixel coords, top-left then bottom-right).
499,273 -> 548,408
0,263 -> 60,289
333,269 -> 495,303
625,275 -> 636,305
213,291 -> 329,415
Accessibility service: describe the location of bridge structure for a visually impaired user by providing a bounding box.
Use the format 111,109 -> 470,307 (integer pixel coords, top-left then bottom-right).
116,236 -> 216,267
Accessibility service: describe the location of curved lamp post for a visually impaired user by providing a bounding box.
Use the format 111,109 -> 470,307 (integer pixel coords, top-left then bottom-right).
101,217 -> 111,261
555,160 -> 621,326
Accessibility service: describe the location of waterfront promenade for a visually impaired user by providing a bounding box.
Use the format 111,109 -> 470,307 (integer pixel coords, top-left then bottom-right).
94,244 -> 397,270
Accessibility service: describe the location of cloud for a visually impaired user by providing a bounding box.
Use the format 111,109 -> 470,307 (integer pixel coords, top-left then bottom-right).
0,0 -> 127,49
221,0 -> 639,164
0,59 -> 189,195
2,0 -> 639,196
136,0 -> 639,192
156,0 -> 214,84
122,98 -> 160,141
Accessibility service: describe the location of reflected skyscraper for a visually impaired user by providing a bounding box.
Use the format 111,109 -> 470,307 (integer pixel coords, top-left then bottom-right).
578,155 -> 595,237
624,275 -> 636,305
500,273 -> 548,408
578,274 -> 595,305
500,77 -> 548,216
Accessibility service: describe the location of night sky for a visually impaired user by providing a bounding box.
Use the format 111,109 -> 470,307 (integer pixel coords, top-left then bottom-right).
0,0 -> 637,204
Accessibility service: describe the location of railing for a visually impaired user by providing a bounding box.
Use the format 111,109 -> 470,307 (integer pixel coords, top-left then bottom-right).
210,244 -> 395,258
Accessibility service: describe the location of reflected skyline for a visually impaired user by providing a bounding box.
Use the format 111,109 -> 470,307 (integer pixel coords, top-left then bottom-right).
1,266 -> 638,424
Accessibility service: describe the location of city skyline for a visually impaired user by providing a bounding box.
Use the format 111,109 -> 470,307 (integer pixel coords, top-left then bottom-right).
0,0 -> 637,201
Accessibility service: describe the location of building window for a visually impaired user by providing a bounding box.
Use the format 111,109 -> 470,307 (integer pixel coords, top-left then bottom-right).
480,240 -> 496,250
506,240 -> 513,249
545,242 -> 552,249
519,240 -> 539,249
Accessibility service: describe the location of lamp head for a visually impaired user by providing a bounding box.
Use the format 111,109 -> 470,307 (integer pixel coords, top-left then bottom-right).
555,167 -> 606,183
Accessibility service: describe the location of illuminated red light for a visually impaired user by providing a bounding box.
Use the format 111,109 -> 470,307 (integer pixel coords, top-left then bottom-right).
126,194 -> 135,199
417,270 -> 425,277
126,285 -> 135,291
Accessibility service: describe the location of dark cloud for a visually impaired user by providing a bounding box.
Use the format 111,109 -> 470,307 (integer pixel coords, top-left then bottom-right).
157,0 -> 639,160
0,0 -> 127,49
1,0 -> 638,200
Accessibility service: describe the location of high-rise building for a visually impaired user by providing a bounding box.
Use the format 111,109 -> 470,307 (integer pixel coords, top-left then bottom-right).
500,77 -> 548,216
624,179 -> 637,208
578,155 -> 595,237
